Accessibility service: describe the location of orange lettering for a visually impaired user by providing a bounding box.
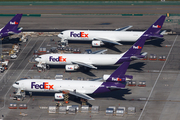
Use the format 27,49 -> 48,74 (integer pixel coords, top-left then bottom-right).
117,78 -> 122,81
59,56 -> 63,62
49,85 -> 54,90
63,58 -> 66,62
58,56 -> 66,62
44,82 -> 48,89
85,34 -> 88,38
81,32 -> 85,37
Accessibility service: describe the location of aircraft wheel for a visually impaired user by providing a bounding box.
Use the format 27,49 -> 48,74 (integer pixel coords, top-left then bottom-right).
46,65 -> 50,70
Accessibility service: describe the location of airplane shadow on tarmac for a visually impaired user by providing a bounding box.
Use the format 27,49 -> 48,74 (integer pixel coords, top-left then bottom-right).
26,89 -> 132,107
120,38 -> 164,47
1,38 -> 22,44
48,62 -> 146,77
97,62 -> 146,71
90,89 -> 132,100
72,89 -> 132,107
68,38 -> 164,53
68,40 -> 122,53
145,38 -> 165,47
102,44 -> 122,53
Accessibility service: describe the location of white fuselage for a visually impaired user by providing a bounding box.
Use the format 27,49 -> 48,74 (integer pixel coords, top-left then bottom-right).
36,53 -> 125,66
13,79 -> 103,94
58,30 -> 144,42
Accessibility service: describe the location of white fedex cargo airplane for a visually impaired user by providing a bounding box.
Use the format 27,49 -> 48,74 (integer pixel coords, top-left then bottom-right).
35,16 -> 166,71
13,61 -> 131,100
58,18 -> 166,46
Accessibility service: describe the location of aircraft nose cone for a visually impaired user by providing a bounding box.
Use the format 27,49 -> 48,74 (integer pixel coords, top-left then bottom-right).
58,34 -> 62,38
35,58 -> 40,62
12,84 -> 17,88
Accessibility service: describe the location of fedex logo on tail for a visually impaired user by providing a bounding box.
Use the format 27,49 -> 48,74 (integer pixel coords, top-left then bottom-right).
10,21 -> 18,25
133,46 -> 142,49
31,82 -> 54,90
112,77 -> 122,81
70,32 -> 88,38
49,56 -> 66,62
152,25 -> 161,28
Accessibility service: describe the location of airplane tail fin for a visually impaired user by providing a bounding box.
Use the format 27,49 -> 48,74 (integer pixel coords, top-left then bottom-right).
106,61 -> 132,82
148,15 -> 166,35
1,14 -> 23,33
116,15 -> 166,64
93,62 -> 131,93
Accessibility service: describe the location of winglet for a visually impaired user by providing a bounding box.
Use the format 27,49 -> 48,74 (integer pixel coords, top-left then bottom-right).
1,14 -> 23,33
116,15 -> 166,64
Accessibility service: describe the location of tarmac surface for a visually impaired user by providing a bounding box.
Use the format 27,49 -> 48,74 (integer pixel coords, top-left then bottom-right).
0,5 -> 180,14
0,4 -> 180,120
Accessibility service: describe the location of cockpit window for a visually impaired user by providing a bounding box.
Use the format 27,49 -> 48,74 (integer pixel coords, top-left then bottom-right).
60,32 -> 63,35
38,57 -> 41,58
15,82 -> 19,85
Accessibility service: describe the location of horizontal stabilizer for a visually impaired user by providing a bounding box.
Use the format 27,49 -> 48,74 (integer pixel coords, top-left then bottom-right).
149,34 -> 163,38
130,54 -> 146,60
106,86 -> 122,89
17,27 -> 23,31
8,30 -> 21,34
123,75 -> 133,79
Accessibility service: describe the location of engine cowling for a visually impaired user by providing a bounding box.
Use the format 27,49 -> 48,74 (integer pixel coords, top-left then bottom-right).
65,64 -> 79,71
92,40 -> 104,46
54,93 -> 64,100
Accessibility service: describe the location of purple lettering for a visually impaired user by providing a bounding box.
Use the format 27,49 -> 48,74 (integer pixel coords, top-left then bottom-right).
39,84 -> 44,89
31,82 -> 44,89
70,32 -> 82,38
36,84 -> 39,89
49,56 -> 53,61
49,56 -> 59,62
31,82 -> 36,89
70,32 -> 74,37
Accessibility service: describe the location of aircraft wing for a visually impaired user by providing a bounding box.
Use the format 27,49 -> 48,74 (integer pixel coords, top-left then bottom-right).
69,91 -> 95,100
92,49 -> 107,54
115,25 -> 133,31
84,49 -> 107,54
94,38 -> 122,45
72,61 -> 97,69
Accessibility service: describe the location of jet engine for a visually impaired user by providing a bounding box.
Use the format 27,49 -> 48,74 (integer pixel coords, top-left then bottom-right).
92,40 -> 104,46
65,64 -> 79,71
54,93 -> 64,100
